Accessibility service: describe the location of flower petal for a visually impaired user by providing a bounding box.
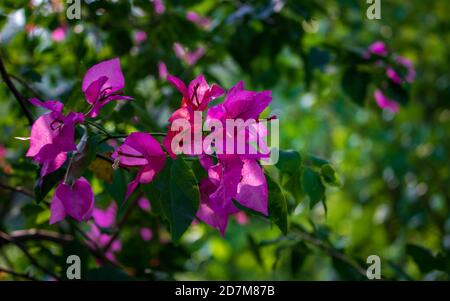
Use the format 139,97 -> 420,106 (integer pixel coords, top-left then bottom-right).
92,203 -> 117,228
57,177 -> 94,222
167,74 -> 188,100
40,152 -> 67,178
82,58 -> 125,95
49,190 -> 67,224
235,159 -> 268,215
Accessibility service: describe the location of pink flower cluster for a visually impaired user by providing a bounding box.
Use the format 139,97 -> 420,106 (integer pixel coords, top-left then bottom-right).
27,58 -> 132,224
365,41 -> 416,113
26,57 -> 272,237
162,75 -> 272,235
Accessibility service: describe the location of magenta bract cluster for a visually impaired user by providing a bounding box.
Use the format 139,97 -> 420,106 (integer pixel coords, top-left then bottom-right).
26,57 -> 273,236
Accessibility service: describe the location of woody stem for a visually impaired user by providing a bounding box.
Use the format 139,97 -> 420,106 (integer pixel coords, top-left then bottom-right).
0,55 -> 34,126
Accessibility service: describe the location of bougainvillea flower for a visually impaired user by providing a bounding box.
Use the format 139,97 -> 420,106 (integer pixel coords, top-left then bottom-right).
368,41 -> 388,57
387,56 -> 416,85
196,156 -> 268,235
163,74 -> 224,157
206,81 -> 272,158
50,177 -> 94,224
82,58 -> 133,118
92,202 -> 117,228
234,211 -> 249,225
396,56 -> 416,83
87,224 -> 122,262
386,67 -> 402,85
173,43 -> 206,66
86,204 -> 121,262
152,0 -> 165,15
51,25 -> 67,42
374,89 -> 399,113
197,178 -> 236,235
158,61 -> 168,79
207,81 -> 272,121
140,227 -> 153,241
186,11 -> 212,29
167,74 -> 224,111
26,98 -> 84,177
112,132 -> 166,199
138,197 -> 151,212
133,30 -> 148,44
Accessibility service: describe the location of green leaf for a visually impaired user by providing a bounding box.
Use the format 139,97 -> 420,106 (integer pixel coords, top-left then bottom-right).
266,174 -> 288,234
320,164 -> 341,187
307,154 -> 329,168
276,149 -> 302,174
291,241 -> 309,276
105,168 -> 128,205
34,167 -> 65,203
247,234 -> 264,269
384,81 -> 409,105
151,158 -> 200,241
302,167 -> 325,208
341,65 -> 371,106
65,134 -> 99,185
406,244 -> 440,274
275,150 -> 302,199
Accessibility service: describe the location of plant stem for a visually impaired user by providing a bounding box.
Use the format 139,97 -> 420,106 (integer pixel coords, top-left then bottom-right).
0,55 -> 34,126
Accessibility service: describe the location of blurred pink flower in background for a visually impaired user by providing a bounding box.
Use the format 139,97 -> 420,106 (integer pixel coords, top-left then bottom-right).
133,30 -> 148,44
386,67 -> 402,85
158,61 -> 168,79
138,197 -> 151,212
51,26 -> 67,42
152,0 -> 165,15
92,203 -> 117,228
173,43 -> 206,66
0,144 -> 10,173
234,212 -> 249,225
87,202 -> 122,263
368,41 -> 388,57
0,145 -> 6,159
387,56 -> 416,85
140,227 -> 153,241
374,89 -> 399,113
186,11 -> 211,29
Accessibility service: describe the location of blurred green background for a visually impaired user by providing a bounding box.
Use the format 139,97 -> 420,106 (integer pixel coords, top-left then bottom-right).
0,0 -> 449,280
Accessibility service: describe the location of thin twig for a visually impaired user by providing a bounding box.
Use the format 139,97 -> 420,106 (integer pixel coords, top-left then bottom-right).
293,228 -> 369,278
7,229 -> 73,245
96,153 -> 114,164
0,182 -> 34,199
103,193 -> 141,252
0,55 -> 34,126
0,231 -> 62,280
9,74 -> 43,100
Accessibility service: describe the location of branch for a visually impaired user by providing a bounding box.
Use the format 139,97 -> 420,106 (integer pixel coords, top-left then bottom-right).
8,229 -> 73,245
0,55 -> 34,126
9,74 -> 43,100
103,193 -> 141,252
0,231 -> 62,280
0,182 -> 34,199
292,227 -> 370,279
